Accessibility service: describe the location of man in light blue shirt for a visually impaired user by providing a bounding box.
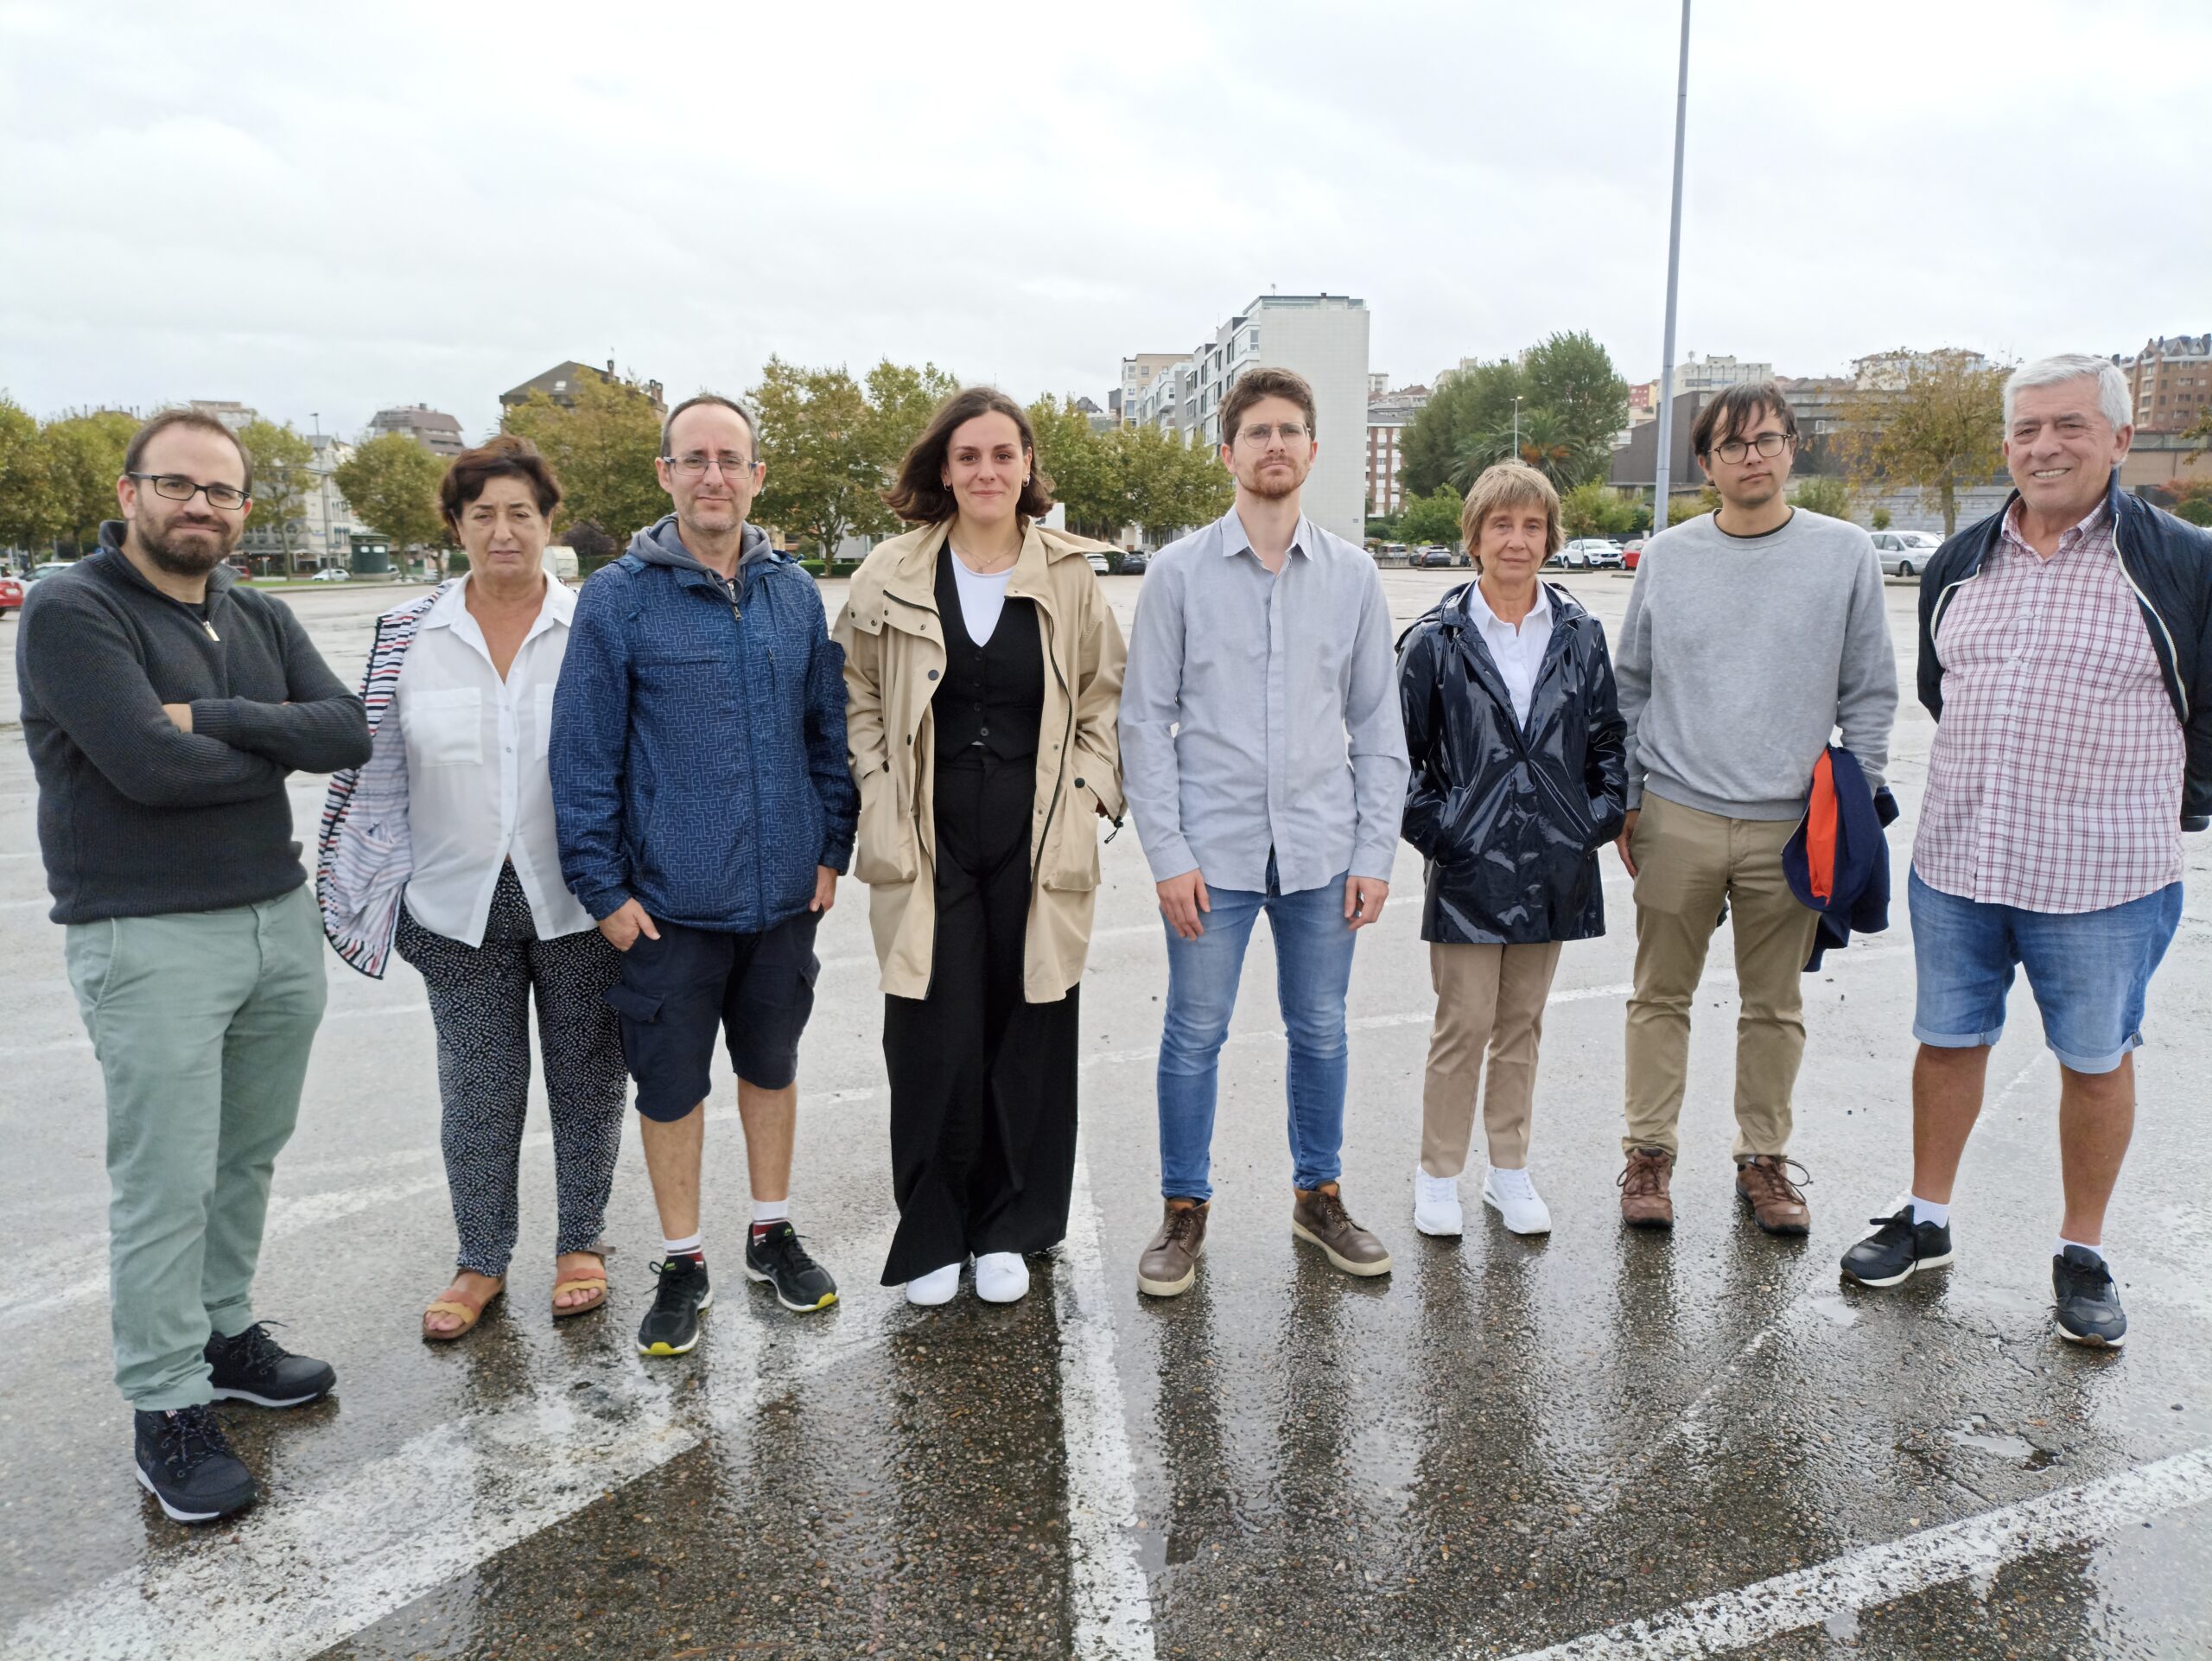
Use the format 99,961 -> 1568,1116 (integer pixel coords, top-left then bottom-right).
1119,367 -> 1410,1297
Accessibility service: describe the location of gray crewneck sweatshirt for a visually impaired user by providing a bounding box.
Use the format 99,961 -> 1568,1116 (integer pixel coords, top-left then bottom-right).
1614,508 -> 1897,820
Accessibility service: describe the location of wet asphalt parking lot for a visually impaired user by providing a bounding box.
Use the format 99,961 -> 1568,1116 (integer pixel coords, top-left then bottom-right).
3,568 -> 2209,1661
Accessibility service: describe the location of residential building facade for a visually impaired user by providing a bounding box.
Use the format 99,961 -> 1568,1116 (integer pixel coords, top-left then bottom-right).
369,404 -> 466,456
1366,384 -> 1430,518
2124,334 -> 2212,434
499,359 -> 666,414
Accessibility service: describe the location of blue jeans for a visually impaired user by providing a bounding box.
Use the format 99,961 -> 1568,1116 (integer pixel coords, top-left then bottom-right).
1156,860 -> 1359,1200
1908,869 -> 2182,1075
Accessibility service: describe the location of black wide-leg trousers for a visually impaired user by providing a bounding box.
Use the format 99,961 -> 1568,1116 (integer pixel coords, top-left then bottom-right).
880,760 -> 1080,1285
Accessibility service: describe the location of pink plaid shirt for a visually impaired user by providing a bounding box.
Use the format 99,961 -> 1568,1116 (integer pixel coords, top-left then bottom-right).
1915,500 -> 2183,913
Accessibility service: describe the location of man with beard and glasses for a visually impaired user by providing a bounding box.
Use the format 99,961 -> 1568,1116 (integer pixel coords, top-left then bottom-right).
16,410 -> 371,1524
1119,366 -> 1410,1298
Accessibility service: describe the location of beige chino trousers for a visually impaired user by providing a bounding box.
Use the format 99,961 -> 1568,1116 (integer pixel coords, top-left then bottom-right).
1421,939 -> 1565,1176
1622,792 -> 1821,1161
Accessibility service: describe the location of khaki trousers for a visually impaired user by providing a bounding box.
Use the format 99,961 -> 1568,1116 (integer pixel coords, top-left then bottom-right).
1421,939 -> 1564,1176
1623,792 -> 1821,1161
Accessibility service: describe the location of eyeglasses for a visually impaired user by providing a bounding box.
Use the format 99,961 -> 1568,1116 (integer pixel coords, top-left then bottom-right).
129,473 -> 250,510
1709,432 -> 1792,465
1237,423 -> 1309,447
661,454 -> 759,478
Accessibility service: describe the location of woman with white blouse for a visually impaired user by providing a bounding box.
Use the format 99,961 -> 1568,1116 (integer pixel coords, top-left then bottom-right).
319,436 -> 627,1340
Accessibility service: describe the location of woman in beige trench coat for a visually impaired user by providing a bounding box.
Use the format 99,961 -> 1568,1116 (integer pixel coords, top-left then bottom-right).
834,387 -> 1126,1307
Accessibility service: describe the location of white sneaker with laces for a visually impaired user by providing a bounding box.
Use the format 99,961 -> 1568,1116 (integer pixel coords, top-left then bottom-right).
1482,1166 -> 1553,1235
1414,1165 -> 1465,1237
974,1252 -> 1031,1304
906,1262 -> 962,1306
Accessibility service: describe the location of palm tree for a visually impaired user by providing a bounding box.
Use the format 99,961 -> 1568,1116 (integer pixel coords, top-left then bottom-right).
1451,407 -> 1607,493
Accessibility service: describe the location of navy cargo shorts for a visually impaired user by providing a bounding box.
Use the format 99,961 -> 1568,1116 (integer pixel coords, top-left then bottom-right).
601,911 -> 822,1119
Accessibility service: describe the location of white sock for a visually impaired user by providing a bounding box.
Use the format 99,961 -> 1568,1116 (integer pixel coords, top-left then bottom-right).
2056,1237 -> 2105,1267
1488,1165 -> 1536,1199
1909,1195 -> 1950,1228
752,1198 -> 790,1226
663,1231 -> 703,1259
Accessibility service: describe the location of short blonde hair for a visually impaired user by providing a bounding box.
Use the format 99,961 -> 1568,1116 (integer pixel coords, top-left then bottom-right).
1459,462 -> 1563,571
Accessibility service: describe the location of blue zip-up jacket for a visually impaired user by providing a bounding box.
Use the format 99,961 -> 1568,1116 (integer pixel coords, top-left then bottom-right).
1918,474 -> 2212,831
550,516 -> 858,932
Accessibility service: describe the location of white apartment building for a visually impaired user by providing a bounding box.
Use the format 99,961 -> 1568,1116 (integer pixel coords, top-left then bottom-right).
1119,354 -> 1189,427
1366,385 -> 1430,518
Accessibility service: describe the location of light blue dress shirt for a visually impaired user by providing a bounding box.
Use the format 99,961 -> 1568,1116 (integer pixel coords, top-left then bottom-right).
1118,506 -> 1409,895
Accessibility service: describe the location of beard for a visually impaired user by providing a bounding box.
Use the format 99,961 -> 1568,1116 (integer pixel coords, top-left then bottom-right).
1241,458 -> 1309,500
139,513 -> 238,575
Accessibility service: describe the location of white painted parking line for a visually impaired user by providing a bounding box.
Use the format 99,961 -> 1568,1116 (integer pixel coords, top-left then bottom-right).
1496,1444 -> 2212,1660
1060,1147 -> 1159,1661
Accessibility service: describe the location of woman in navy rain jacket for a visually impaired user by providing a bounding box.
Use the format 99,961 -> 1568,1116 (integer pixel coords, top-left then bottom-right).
1396,463 -> 1627,1239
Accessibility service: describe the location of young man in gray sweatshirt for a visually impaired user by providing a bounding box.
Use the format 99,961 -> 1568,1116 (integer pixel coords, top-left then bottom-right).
1611,384 -> 1897,1233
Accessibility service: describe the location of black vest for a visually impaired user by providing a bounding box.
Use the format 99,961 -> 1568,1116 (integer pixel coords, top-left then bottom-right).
932,544 -> 1045,769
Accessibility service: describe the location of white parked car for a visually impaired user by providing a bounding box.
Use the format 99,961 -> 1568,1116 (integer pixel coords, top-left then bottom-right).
1869,531 -> 1942,578
309,567 -> 351,582
1084,549 -> 1109,576
1560,538 -> 1618,570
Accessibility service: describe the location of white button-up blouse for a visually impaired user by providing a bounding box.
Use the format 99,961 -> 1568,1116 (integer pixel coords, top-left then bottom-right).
393,574 -> 595,945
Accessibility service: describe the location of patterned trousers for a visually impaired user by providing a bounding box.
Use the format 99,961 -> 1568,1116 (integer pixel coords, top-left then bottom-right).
396,864 -> 629,1276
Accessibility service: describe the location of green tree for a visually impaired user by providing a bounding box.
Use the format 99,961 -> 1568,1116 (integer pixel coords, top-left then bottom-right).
236,418 -> 315,571
747,358 -> 880,558
1871,506 -> 1892,530
37,409 -> 141,553
1028,396 -> 1124,538
334,432 -> 450,560
1841,349 -> 2007,537
505,372 -> 666,546
1560,479 -> 1641,538
1396,484 -> 1464,546
1788,474 -> 1855,520
1118,426 -> 1230,545
1453,407 -> 1607,493
2152,475 -> 2212,526
1398,360 -> 1526,498
1522,330 -> 1631,458
863,360 -> 960,481
0,395 -> 60,551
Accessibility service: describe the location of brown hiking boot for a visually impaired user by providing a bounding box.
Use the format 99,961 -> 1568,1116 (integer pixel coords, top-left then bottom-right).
1137,1200 -> 1209,1297
1618,1148 -> 1675,1229
1736,1155 -> 1811,1235
1291,1183 -> 1393,1277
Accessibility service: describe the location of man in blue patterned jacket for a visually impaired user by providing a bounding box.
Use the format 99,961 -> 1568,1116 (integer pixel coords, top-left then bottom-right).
551,394 -> 857,1356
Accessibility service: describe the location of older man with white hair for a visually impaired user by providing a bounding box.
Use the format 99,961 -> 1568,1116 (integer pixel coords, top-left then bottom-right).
1840,354 -> 2212,1349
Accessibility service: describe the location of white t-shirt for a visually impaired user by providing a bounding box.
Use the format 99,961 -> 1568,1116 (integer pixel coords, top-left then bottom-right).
950,556 -> 1014,645
1465,580 -> 1554,732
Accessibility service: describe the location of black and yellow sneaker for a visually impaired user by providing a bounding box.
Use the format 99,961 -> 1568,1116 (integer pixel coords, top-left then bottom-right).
636,1257 -> 712,1357
135,1405 -> 256,1524
745,1221 -> 838,1313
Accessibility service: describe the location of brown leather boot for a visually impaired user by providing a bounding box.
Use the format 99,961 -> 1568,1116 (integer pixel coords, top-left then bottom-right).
1736,1155 -> 1811,1235
1618,1148 -> 1675,1229
1291,1183 -> 1393,1277
1137,1200 -> 1208,1297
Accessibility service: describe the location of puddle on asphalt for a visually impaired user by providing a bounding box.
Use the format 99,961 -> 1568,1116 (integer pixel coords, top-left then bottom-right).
1944,1416 -> 2044,1465
1807,1295 -> 1859,1328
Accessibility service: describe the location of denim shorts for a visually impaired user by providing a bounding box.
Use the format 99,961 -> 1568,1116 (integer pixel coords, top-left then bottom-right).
601,912 -> 821,1118
1908,868 -> 2181,1074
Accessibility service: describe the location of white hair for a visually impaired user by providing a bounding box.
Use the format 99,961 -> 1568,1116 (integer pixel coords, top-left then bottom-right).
2003,354 -> 2132,431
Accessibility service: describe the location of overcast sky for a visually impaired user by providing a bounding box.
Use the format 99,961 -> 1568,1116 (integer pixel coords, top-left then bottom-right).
3,0 -> 2203,442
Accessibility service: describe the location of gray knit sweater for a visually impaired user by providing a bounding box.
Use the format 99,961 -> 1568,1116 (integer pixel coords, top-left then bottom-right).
1613,508 -> 1898,820
16,528 -> 372,923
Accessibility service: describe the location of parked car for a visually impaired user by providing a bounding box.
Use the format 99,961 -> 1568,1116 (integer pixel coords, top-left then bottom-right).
1586,540 -> 1625,570
1417,545 -> 1455,569
310,566 -> 352,582
1622,538 -> 1646,571
1869,531 -> 1942,578
1117,550 -> 1149,576
0,575 -> 22,614
1084,548 -> 1109,576
25,560 -> 76,584
1559,538 -> 1611,570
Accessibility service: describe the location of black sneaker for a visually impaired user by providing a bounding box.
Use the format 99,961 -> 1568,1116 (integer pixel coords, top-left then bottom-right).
134,1405 -> 255,1524
1840,1206 -> 1954,1289
745,1221 -> 839,1314
205,1321 -> 336,1408
2053,1246 -> 2126,1348
637,1257 -> 713,1356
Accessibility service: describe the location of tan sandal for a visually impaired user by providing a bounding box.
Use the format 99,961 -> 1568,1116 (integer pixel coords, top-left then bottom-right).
422,1273 -> 505,1342
551,1251 -> 608,1319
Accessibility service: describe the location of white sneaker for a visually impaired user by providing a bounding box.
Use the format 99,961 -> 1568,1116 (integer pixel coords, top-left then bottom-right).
906,1262 -> 962,1306
1414,1165 -> 1464,1237
974,1252 -> 1030,1304
1482,1167 -> 1553,1235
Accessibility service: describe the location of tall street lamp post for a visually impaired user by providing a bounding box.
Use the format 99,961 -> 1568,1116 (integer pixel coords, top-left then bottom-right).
1651,0 -> 1692,531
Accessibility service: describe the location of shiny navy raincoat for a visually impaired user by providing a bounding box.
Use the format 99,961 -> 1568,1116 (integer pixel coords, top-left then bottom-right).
1396,580 -> 1627,945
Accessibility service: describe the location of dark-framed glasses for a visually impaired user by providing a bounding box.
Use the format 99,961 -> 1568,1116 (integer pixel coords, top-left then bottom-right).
1712,432 -> 1792,465
1238,422 -> 1308,446
662,453 -> 758,478
129,473 -> 250,510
